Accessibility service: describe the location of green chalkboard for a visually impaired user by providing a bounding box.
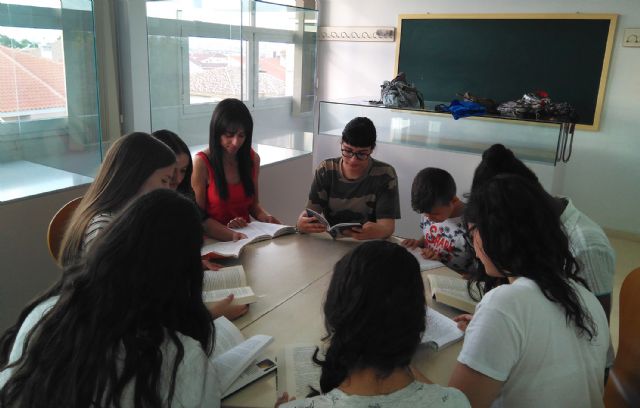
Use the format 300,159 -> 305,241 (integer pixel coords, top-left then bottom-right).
396,14 -> 617,130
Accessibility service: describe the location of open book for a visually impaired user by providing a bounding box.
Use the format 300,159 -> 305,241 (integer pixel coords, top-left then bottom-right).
421,308 -> 464,351
276,344 -> 321,399
406,247 -> 445,271
427,274 -> 480,314
201,221 -> 296,258
306,208 -> 361,238
211,316 -> 276,398
202,265 -> 257,305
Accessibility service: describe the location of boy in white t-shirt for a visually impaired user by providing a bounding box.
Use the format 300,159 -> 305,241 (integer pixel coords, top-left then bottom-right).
402,168 -> 474,274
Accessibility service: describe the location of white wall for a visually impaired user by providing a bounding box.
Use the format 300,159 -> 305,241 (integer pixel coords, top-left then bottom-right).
0,185 -> 88,331
317,0 -> 640,236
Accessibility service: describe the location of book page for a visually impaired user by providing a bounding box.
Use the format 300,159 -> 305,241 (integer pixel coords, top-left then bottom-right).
203,266 -> 247,291
222,356 -> 277,399
407,247 -> 444,271
212,334 -> 273,392
203,287 -> 257,305
212,316 -> 245,359
421,308 -> 464,351
428,274 -> 479,313
201,237 -> 250,258
277,344 -> 321,398
231,223 -> 273,242
248,221 -> 296,238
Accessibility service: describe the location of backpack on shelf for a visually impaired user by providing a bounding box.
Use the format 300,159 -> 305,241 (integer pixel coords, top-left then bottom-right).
379,72 -> 424,109
497,90 -> 577,122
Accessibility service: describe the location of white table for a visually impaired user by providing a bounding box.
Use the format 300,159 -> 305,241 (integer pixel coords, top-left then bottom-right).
219,234 -> 464,407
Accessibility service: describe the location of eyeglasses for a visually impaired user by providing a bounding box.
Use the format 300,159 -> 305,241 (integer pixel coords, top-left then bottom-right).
341,148 -> 371,161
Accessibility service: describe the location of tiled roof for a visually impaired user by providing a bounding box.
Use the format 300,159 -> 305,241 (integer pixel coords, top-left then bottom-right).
0,45 -> 66,115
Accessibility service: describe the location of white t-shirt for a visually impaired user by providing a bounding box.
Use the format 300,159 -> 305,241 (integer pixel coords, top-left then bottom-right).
0,296 -> 221,407
420,215 -> 474,273
458,277 -> 609,408
281,381 -> 470,408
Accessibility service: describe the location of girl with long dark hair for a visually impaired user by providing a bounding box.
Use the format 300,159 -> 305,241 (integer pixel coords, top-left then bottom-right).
59,132 -> 176,266
0,189 -> 219,407
278,241 -> 469,407
192,98 -> 280,242
448,174 -> 609,408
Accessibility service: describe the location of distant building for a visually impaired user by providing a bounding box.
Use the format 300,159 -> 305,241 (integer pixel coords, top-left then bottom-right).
0,45 -> 67,122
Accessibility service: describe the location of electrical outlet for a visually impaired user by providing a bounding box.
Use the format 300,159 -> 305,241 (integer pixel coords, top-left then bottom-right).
623,28 -> 640,47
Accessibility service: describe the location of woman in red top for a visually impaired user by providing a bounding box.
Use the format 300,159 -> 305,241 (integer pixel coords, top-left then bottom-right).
193,98 -> 280,241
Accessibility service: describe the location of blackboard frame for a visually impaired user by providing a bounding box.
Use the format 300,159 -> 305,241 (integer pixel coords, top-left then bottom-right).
395,14 -> 618,131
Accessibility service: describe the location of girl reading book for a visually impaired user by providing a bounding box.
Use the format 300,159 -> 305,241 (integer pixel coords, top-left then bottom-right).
277,241 -> 469,407
152,128 -> 247,244
59,132 -> 176,266
0,189 -> 221,407
448,174 -> 609,408
192,98 -> 280,242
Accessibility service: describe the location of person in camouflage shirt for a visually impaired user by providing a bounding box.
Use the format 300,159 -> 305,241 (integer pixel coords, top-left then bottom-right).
296,117 -> 400,240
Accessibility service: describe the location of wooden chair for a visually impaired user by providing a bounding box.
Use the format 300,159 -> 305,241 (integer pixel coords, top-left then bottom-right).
47,196 -> 83,264
604,267 -> 640,407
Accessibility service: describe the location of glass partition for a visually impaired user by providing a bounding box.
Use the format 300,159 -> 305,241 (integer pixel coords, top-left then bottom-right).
146,0 -> 317,161
0,0 -> 101,202
319,99 -> 566,164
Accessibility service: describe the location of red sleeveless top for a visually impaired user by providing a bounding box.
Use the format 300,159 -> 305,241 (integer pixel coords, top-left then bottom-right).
196,150 -> 256,225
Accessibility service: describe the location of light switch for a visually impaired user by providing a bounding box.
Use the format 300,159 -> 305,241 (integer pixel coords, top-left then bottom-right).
623,28 -> 640,47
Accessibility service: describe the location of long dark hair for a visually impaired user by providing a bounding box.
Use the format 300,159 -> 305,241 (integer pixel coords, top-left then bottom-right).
464,174 -> 596,339
59,132 -> 176,266
470,143 -> 539,193
0,189 -> 213,407
208,98 -> 255,200
152,129 -> 195,197
314,241 -> 426,393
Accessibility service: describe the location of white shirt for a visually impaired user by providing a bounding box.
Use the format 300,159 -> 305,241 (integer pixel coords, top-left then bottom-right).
420,215 -> 474,274
0,297 -> 221,407
458,277 -> 609,408
560,198 -> 615,296
281,381 -> 470,408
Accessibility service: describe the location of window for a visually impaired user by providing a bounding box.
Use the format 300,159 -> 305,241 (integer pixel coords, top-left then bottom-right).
146,0 -> 317,154
0,0 -> 101,202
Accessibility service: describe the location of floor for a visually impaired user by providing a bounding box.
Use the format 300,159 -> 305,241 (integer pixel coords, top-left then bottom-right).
608,236 -> 640,351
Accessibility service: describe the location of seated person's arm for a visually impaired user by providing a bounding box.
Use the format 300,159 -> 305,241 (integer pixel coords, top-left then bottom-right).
344,218 -> 395,240
401,236 -> 425,248
248,153 -> 280,224
296,205 -> 327,234
206,294 -> 248,321
596,294 -> 611,323
576,247 -> 614,321
345,164 -> 400,240
448,363 -> 503,408
203,217 -> 246,242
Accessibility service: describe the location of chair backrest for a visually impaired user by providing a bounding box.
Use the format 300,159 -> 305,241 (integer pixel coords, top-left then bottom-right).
47,196 -> 83,265
604,267 -> 640,407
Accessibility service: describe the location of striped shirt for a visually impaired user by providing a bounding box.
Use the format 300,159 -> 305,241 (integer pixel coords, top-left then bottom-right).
561,198 -> 615,295
82,212 -> 114,253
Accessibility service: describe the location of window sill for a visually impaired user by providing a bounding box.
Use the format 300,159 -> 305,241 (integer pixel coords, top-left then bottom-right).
0,161 -> 93,204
